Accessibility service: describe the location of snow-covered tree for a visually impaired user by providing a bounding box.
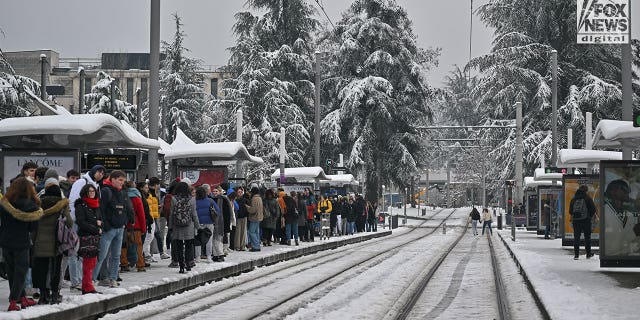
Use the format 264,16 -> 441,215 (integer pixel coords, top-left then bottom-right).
0,47 -> 47,119
319,0 -> 439,201
157,13 -> 210,143
467,0 -> 640,188
85,71 -> 137,123
209,0 -> 319,180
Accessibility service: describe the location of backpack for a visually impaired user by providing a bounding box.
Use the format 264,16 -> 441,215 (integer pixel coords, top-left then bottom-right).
262,200 -> 271,220
571,198 -> 589,221
57,215 -> 79,256
173,197 -> 193,227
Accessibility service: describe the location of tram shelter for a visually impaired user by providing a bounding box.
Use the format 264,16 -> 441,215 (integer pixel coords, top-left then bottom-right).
533,168 -> 564,237
319,174 -> 359,196
270,167 -> 330,194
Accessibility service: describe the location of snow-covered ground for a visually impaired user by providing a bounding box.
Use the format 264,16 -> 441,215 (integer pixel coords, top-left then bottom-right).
498,229 -> 640,320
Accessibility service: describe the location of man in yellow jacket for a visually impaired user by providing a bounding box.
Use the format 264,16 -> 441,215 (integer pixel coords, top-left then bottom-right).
318,195 -> 332,240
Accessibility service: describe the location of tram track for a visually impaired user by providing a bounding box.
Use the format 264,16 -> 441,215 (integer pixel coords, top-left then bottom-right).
102,208 -> 454,320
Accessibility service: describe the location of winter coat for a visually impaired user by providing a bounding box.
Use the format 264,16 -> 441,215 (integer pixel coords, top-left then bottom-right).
168,196 -> 199,240
33,196 -> 72,257
0,198 -> 42,250
261,198 -> 280,230
318,199 -> 333,214
297,197 -> 308,226
569,189 -> 597,221
247,194 -> 264,223
75,199 -> 102,237
283,195 -> 299,224
59,180 -> 72,198
68,172 -> 101,221
211,195 -> 232,234
305,197 -> 317,220
127,188 -> 146,231
196,197 -> 215,225
470,208 -> 481,221
100,182 -> 128,231
147,192 -> 160,219
235,195 -> 251,219
163,193 -> 174,220
481,210 -> 493,222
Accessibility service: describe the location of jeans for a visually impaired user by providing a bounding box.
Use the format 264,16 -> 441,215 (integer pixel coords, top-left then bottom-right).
544,224 -> 551,238
65,223 -> 82,286
2,247 -> 30,300
347,221 -> 356,235
285,223 -> 299,241
336,216 -> 342,235
471,220 -> 478,235
154,219 -> 165,254
248,221 -> 261,250
93,228 -> 124,281
482,221 -> 493,235
573,220 -> 592,257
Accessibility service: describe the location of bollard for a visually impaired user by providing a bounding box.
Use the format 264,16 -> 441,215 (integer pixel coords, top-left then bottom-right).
443,222 -> 447,234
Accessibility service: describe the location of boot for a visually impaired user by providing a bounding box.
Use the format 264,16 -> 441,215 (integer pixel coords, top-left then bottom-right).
20,296 -> 37,308
287,240 -> 291,246
50,290 -> 63,304
179,267 -> 185,274
8,299 -> 20,311
295,239 -> 299,246
37,289 -> 50,305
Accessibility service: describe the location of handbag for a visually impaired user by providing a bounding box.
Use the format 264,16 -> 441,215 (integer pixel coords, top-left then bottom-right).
78,234 -> 100,258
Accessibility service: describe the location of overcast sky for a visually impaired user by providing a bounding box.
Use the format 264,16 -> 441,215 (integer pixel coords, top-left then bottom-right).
1,1 -> 638,87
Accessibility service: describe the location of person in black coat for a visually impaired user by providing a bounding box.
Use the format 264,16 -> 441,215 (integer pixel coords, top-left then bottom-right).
74,184 -> 102,294
0,177 -> 43,311
283,192 -> 299,245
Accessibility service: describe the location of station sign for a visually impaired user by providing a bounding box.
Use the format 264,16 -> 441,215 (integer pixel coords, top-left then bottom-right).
85,154 -> 137,171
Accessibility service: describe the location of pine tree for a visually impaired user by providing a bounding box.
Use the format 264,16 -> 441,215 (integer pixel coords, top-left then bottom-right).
469,0 -> 640,186
210,0 -> 319,180
158,13 -> 209,143
319,0 -> 439,201
85,71 -> 137,123
0,47 -> 44,119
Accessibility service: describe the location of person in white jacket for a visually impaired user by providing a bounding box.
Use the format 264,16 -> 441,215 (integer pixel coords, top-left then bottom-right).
481,208 -> 493,236
61,165 -> 105,291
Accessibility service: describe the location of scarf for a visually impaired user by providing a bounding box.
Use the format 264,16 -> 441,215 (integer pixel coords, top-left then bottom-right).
83,197 -> 100,208
103,178 -> 121,191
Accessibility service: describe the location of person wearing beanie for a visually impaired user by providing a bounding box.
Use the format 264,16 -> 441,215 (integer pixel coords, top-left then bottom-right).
65,164 -> 106,291
37,177 -> 64,199
32,183 -> 72,304
44,168 -> 59,182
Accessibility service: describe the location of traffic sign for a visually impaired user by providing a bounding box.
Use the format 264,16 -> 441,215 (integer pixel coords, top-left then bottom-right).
326,159 -> 333,167
544,167 -> 567,174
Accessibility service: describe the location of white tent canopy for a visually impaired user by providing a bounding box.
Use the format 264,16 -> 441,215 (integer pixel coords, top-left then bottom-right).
163,142 -> 263,164
593,119 -> 640,148
533,168 -> 564,181
170,128 -> 196,148
556,149 -> 622,168
524,176 -> 561,188
0,114 -> 159,150
270,167 -> 330,182
320,174 -> 359,186
158,137 -> 171,155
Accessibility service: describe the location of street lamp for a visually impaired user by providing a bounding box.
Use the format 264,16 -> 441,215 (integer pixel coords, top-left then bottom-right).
403,187 -> 408,224
382,184 -> 386,229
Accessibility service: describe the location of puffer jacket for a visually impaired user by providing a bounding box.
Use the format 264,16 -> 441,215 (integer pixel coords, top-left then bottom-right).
0,198 -> 43,250
75,198 -> 102,236
33,195 -> 72,257
147,193 -> 160,219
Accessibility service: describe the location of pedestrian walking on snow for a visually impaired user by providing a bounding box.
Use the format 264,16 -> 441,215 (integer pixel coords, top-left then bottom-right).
481,208 -> 493,235
469,207 -> 481,236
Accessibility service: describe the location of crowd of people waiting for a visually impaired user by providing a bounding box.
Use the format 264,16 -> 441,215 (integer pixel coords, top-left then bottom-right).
0,161 -> 380,311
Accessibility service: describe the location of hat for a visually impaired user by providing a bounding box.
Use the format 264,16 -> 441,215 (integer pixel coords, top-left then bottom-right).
44,168 -> 59,181
44,177 -> 59,188
90,165 -> 106,179
44,185 -> 61,197
181,178 -> 192,186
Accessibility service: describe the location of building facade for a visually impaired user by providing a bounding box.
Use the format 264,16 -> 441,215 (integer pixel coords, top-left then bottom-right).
4,50 -> 230,113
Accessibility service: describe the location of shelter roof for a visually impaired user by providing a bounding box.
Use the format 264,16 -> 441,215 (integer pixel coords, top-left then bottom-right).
162,142 -> 263,164
556,149 -> 622,168
270,167 -> 329,182
593,119 -> 640,148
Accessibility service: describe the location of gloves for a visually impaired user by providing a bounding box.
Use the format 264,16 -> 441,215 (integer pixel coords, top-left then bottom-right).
147,224 -> 152,234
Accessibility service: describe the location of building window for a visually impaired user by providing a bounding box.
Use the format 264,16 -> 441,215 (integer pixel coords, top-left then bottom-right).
126,78 -> 134,104
211,78 -> 218,98
84,77 -> 92,95
140,78 -> 148,104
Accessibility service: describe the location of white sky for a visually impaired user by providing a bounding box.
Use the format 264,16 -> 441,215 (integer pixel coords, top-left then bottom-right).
0,1 -> 638,87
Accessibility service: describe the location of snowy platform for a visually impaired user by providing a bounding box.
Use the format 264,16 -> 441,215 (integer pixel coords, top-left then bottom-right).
497,229 -> 640,320
0,231 -> 390,320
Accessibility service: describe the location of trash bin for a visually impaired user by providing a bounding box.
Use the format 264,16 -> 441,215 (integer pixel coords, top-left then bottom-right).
391,215 -> 399,229
421,208 -> 426,216
498,215 -> 503,230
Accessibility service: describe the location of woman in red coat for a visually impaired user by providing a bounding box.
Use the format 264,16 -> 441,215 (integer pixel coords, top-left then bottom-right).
120,181 -> 147,272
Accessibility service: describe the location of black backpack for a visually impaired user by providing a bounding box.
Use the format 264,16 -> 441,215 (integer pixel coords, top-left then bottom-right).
571,198 -> 589,221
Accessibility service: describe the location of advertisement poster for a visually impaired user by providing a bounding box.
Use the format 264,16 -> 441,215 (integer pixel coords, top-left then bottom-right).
562,175 -> 600,247
1,150 -> 79,192
538,186 -> 562,236
526,190 -> 539,230
178,167 -> 226,188
599,161 -> 640,267
577,0 -> 630,44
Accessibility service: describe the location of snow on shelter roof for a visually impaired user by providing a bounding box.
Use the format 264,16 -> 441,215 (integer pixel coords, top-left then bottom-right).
162,142 -> 263,164
593,119 -> 640,148
170,128 -> 196,149
533,168 -> 563,181
524,176 -> 561,188
0,114 -> 159,150
158,137 -> 172,155
320,174 -> 359,186
556,148 -> 621,168
270,167 -> 329,182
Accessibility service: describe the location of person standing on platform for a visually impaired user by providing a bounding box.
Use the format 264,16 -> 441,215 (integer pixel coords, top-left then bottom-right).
569,185 -> 597,260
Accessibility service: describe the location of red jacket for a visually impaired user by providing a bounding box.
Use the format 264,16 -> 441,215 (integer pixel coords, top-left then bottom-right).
128,196 -> 146,231
306,203 -> 316,220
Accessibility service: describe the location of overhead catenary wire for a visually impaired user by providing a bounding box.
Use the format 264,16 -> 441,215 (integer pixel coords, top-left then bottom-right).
313,0 -> 335,29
